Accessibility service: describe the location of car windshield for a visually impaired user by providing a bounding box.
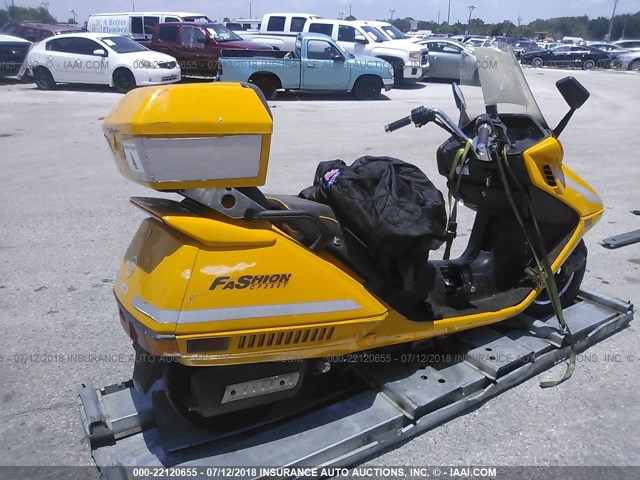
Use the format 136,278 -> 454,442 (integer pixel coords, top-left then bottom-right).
381,24 -> 407,39
361,26 -> 387,43
184,16 -> 212,23
99,36 -> 147,53
331,40 -> 353,58
205,24 -> 242,42
460,46 -> 547,127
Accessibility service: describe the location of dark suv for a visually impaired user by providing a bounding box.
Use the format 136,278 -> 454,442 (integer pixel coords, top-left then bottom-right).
0,34 -> 31,77
0,22 -> 83,43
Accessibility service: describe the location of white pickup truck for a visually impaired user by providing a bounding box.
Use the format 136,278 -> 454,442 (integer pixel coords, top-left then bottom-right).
241,13 -> 429,86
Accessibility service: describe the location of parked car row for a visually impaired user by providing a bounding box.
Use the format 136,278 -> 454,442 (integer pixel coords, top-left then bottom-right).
1,12 -> 638,98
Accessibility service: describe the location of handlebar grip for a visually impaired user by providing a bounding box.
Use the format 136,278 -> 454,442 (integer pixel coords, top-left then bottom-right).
476,123 -> 491,147
475,113 -> 493,147
384,115 -> 412,133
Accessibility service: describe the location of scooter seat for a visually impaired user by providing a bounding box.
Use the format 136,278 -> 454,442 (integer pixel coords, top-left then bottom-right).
264,194 -> 369,274
264,193 -> 443,321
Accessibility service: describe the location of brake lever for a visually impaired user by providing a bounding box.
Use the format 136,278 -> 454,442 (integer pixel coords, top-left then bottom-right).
491,119 -> 513,149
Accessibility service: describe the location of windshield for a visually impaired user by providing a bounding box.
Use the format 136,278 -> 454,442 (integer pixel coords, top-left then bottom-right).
460,45 -> 547,127
99,36 -> 147,53
184,16 -> 212,23
361,26 -> 387,43
380,24 -> 407,40
205,24 -> 242,42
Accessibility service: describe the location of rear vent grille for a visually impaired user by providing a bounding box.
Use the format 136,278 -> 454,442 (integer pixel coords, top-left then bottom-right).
542,164 -> 557,187
237,327 -> 335,350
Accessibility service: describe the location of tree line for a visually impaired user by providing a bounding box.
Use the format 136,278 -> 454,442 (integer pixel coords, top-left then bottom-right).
385,12 -> 640,40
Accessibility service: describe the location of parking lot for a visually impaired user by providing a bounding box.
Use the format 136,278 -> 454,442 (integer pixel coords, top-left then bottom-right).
0,67 -> 639,471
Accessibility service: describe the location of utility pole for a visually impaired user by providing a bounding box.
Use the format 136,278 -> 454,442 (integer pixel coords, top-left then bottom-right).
338,11 -> 344,20
389,9 -> 395,20
517,15 -> 522,27
466,5 -> 476,35
41,1 -> 49,13
250,2 -> 252,18
606,0 -> 619,41
349,4 -> 352,17
447,0 -> 451,24
438,10 -> 441,24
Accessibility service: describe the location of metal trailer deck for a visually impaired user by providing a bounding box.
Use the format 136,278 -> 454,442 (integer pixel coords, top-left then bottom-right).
78,288 -> 633,479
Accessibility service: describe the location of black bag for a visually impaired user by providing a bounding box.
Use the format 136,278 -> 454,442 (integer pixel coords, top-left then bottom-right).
300,156 -> 446,297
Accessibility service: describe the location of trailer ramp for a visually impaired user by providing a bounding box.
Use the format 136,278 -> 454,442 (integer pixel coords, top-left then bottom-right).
78,288 -> 633,479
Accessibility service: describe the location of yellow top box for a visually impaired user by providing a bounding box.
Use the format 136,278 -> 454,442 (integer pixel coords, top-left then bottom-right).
103,82 -> 273,191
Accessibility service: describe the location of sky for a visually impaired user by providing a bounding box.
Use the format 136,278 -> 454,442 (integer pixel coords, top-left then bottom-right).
12,0 -> 640,25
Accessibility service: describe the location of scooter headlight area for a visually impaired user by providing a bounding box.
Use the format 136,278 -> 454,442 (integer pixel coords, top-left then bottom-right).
103,59 -> 610,420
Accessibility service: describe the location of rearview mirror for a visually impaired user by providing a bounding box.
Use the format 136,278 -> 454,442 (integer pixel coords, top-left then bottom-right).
93,48 -> 107,56
332,53 -> 344,62
354,37 -> 368,44
556,76 -> 590,110
553,76 -> 591,136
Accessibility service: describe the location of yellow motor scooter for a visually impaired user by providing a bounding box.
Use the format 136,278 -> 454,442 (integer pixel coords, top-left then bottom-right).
103,48 -> 602,418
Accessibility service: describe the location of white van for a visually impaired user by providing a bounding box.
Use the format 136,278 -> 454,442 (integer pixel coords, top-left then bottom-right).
86,12 -> 212,42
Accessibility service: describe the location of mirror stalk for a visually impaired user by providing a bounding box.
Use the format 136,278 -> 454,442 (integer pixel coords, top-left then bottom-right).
553,108 -> 575,137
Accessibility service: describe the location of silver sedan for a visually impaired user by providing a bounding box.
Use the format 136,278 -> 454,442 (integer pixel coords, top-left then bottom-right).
418,39 -> 477,81
610,51 -> 640,70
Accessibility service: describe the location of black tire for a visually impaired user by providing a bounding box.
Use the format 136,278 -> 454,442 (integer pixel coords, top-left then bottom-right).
629,59 -> 640,71
33,66 -> 55,90
582,59 -> 596,70
526,240 -> 587,317
250,76 -> 277,100
531,57 -> 544,68
353,75 -> 382,100
393,64 -> 404,87
113,68 -> 136,93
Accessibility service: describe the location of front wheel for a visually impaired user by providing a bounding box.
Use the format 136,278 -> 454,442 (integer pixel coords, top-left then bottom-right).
526,240 -> 587,317
113,68 -> 136,93
531,57 -> 544,68
629,59 -> 640,71
353,76 -> 382,100
33,67 -> 56,90
582,59 -> 596,70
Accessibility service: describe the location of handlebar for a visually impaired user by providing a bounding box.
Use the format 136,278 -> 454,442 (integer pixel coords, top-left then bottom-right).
384,115 -> 412,133
385,107 -> 470,144
385,107 -> 503,163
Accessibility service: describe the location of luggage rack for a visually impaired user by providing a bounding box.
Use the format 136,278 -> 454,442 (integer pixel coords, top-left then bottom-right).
78,288 -> 633,479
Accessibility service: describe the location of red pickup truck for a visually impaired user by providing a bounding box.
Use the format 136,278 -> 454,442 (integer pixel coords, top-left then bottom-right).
148,22 -> 272,76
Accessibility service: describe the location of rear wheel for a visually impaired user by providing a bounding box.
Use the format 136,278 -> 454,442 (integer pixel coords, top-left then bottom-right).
582,59 -> 596,70
250,76 -> 278,100
113,68 -> 136,93
353,75 -> 382,100
526,240 -> 587,317
629,59 -> 640,71
33,66 -> 55,90
531,57 -> 544,68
